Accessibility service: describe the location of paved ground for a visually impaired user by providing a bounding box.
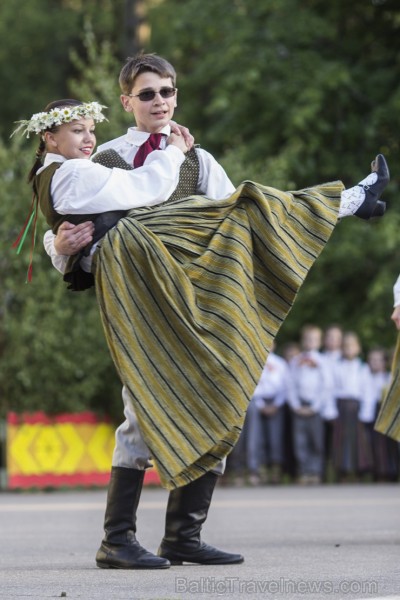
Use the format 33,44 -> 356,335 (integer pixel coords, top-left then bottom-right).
0,483 -> 399,600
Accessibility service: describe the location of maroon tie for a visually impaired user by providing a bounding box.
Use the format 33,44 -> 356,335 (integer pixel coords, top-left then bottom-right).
133,133 -> 163,168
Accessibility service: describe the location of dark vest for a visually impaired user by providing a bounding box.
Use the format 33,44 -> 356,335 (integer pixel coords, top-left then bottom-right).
36,163 -> 96,232
36,147 -> 200,291
35,163 -> 127,291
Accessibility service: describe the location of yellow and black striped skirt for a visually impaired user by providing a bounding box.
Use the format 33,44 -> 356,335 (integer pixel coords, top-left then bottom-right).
93,179 -> 341,489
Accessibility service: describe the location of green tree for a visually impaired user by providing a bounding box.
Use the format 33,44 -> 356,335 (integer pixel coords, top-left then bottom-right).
2,1 -> 400,422
148,0 -> 400,351
0,0 -> 128,139
149,0 -> 400,184
0,36 -> 124,420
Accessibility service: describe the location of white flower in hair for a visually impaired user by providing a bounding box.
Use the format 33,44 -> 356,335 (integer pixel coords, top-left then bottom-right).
61,108 -> 73,122
10,101 -> 108,138
49,109 -> 64,126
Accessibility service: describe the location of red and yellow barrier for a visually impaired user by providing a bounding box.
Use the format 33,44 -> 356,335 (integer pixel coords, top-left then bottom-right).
6,411 -> 161,489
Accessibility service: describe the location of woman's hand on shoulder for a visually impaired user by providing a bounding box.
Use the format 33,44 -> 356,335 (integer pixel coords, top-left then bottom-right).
167,132 -> 189,154
169,121 -> 194,149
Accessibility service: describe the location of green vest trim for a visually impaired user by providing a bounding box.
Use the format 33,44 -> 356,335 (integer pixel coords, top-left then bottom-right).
35,162 -> 102,233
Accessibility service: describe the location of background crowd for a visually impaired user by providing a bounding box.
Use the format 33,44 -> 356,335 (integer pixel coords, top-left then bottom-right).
225,324 -> 399,486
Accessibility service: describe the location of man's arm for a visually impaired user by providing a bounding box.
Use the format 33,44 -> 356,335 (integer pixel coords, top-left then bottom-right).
44,222 -> 94,274
44,134 -> 189,272
196,148 -> 235,199
53,137 -> 187,216
43,228 -> 68,274
55,221 -> 94,254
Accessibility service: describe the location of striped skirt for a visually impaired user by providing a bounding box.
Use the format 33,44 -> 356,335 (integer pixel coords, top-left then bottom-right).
93,179 -> 341,489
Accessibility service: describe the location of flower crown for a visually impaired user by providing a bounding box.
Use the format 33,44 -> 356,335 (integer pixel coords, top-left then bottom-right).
11,101 -> 107,139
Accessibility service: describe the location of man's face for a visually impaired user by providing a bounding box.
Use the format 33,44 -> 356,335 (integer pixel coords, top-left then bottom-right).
120,72 -> 177,133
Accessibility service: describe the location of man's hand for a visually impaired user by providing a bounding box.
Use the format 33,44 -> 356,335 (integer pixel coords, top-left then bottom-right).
391,305 -> 400,330
54,221 -> 94,256
169,121 -> 194,149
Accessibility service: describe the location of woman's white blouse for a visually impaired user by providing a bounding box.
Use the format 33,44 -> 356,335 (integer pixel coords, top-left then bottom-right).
39,147 -> 185,215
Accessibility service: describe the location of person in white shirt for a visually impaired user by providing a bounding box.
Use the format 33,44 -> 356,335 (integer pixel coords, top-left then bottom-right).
321,324 -> 343,478
16,54 -> 390,572
366,348 -> 399,481
44,56 -> 235,276
332,331 -> 374,481
18,93 -> 249,569
247,346 -> 290,485
322,325 -> 343,365
279,341 -> 301,480
288,325 -> 333,484
36,54 -> 243,570
363,348 -> 391,424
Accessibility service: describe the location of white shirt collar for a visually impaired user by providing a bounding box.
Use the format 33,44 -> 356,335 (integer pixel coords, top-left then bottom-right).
43,153 -> 67,166
125,124 -> 171,146
37,153 -> 67,175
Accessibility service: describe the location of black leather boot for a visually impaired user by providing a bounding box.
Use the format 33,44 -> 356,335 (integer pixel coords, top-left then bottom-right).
158,472 -> 244,565
96,466 -> 170,569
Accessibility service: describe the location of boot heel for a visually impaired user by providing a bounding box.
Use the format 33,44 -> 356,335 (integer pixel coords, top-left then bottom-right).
372,200 -> 386,217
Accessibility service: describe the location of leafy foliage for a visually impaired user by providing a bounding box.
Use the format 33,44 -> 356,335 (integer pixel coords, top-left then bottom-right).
1,0 -> 399,419
0,38 -> 123,420
0,0 -> 126,139
149,0 -> 400,351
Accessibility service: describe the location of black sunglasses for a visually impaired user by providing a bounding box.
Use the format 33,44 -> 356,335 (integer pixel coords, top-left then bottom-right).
128,87 -> 177,102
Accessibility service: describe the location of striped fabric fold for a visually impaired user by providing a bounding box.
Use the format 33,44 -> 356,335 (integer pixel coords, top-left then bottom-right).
375,333 -> 400,441
93,179 -> 342,489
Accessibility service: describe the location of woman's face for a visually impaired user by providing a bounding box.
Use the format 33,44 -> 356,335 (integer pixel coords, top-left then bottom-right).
45,117 -> 96,160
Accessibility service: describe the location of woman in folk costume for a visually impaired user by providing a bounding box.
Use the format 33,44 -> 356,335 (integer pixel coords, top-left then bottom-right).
14,99 -> 389,569
375,275 -> 400,443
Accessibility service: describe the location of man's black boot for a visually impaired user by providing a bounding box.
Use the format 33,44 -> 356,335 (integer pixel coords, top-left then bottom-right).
157,471 -> 244,565
96,466 -> 170,569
